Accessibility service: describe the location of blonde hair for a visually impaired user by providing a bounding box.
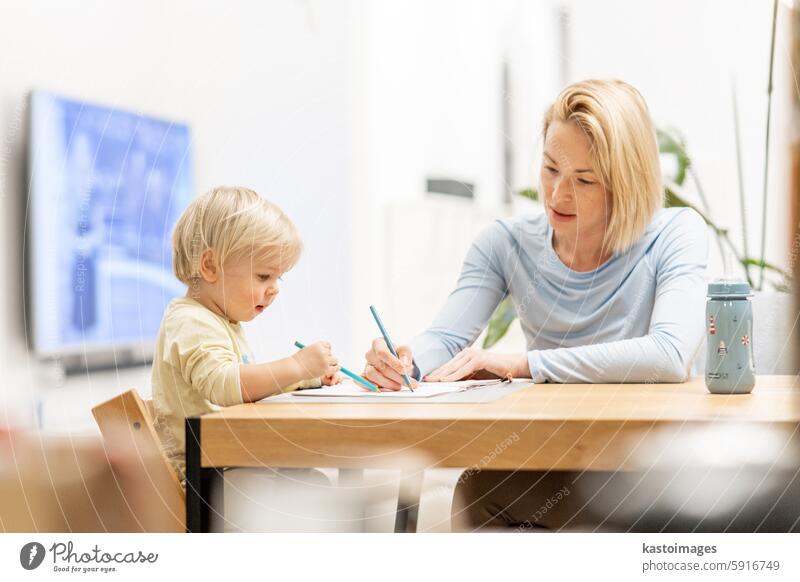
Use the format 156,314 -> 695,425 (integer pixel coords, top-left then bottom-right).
543,79 -> 663,254
172,186 -> 302,284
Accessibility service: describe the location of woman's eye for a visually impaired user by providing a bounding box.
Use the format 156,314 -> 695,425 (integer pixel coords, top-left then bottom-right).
577,179 -> 595,185
545,166 -> 558,174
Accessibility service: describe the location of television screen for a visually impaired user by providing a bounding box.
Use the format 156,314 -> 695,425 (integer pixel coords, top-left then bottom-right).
27,91 -> 194,361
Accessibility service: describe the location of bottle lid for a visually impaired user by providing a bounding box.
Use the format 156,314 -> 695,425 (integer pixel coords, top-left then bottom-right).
707,280 -> 752,297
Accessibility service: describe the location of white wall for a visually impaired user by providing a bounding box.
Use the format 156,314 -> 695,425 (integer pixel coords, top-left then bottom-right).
0,0 -> 354,428
348,0 -> 557,350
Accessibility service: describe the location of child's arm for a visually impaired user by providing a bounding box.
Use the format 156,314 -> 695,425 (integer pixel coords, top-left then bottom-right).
239,341 -> 339,402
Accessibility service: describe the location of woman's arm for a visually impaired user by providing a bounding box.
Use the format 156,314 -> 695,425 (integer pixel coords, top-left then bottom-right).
364,220 -> 519,388
410,222 -> 511,377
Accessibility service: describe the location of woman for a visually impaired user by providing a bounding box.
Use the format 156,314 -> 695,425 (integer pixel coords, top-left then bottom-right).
362,79 -> 708,530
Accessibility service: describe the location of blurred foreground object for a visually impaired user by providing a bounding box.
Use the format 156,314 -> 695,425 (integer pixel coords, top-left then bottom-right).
0,428 -> 177,532
580,423 -> 800,532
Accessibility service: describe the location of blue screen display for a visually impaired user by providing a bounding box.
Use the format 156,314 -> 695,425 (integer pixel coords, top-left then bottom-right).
29,91 -> 194,356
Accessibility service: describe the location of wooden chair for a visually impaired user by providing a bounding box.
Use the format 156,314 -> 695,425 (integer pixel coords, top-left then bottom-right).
92,389 -> 185,532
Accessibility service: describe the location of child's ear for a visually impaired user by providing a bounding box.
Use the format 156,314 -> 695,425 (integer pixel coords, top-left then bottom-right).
199,249 -> 219,283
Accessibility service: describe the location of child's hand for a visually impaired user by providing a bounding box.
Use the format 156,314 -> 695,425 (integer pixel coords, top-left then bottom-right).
293,341 -> 339,379
321,371 -> 343,386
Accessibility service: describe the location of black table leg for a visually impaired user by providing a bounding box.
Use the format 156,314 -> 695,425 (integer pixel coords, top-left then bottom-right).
185,416 -> 215,533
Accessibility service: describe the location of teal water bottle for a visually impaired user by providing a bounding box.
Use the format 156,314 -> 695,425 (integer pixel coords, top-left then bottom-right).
705,280 -> 755,394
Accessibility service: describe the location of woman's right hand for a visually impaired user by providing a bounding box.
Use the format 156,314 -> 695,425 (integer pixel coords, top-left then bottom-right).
363,338 -> 418,391
294,341 -> 339,379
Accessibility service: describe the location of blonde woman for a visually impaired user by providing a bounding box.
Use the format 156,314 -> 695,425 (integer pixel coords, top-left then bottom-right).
362,80 -> 708,530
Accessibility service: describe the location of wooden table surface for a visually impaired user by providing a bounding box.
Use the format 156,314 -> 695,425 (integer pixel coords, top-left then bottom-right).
196,376 -> 800,472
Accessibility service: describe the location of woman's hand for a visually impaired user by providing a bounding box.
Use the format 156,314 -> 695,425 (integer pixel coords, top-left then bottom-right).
425,347 -> 529,382
363,338 -> 418,391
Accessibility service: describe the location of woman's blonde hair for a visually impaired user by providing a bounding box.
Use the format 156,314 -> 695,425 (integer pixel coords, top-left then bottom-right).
543,79 -> 662,254
172,186 -> 302,284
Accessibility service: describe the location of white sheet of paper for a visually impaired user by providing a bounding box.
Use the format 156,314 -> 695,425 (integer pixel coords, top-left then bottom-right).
290,379 -> 505,399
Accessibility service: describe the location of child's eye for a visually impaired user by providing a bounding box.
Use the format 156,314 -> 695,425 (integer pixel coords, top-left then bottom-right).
545,166 -> 558,174
257,274 -> 271,282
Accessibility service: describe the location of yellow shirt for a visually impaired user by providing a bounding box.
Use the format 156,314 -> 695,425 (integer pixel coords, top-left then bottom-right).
151,297 -> 319,481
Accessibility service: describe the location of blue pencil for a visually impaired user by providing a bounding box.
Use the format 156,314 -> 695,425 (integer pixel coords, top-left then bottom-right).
369,305 -> 414,391
293,340 -> 378,392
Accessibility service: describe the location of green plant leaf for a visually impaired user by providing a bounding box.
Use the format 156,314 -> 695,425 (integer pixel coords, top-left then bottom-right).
741,258 -> 791,279
483,296 -> 517,349
518,187 -> 539,202
657,128 -> 691,186
665,186 -> 729,237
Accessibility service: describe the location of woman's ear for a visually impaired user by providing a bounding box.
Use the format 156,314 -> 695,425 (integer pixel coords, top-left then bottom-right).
198,249 -> 219,283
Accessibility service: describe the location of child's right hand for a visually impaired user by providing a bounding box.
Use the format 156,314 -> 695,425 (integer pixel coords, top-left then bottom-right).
293,341 -> 339,379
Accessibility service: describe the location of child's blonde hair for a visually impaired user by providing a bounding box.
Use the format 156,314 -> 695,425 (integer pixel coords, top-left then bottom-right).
172,186 -> 302,284
543,79 -> 663,254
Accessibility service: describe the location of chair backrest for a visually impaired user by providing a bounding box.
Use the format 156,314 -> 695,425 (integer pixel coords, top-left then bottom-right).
92,389 -> 185,532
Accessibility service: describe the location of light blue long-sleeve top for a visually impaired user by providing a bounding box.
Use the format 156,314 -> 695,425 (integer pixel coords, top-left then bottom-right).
410,207 -> 709,383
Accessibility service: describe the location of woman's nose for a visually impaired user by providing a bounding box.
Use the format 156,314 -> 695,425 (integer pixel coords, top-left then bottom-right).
552,176 -> 575,203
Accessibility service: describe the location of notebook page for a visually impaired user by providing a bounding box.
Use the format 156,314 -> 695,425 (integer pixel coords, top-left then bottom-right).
289,379 -> 504,399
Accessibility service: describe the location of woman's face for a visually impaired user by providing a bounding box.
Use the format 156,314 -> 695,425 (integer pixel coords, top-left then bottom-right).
540,120 -> 609,247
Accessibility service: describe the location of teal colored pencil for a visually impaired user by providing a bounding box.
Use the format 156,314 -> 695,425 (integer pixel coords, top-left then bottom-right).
369,305 -> 414,391
293,340 -> 378,392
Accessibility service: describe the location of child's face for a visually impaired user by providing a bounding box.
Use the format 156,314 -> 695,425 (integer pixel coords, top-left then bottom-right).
214,254 -> 288,323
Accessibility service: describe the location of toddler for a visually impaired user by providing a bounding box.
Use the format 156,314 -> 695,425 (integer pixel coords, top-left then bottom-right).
151,186 -> 340,481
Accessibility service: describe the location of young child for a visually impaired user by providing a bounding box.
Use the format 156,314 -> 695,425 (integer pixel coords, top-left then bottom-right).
152,186 -> 340,481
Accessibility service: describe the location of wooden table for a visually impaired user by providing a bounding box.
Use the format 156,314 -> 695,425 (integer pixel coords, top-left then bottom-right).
185,375 -> 800,532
